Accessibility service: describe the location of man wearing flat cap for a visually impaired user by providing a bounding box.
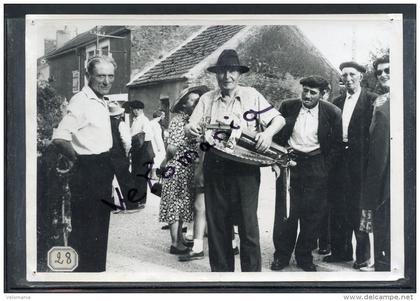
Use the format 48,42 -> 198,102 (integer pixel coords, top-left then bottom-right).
324,61 -> 378,269
186,49 -> 286,272
271,76 -> 342,272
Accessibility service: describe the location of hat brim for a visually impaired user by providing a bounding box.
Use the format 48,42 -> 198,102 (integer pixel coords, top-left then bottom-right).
207,65 -> 249,74
171,85 -> 210,113
109,108 -> 125,116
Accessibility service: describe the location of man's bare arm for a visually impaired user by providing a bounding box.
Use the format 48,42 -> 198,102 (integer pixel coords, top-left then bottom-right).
255,115 -> 286,152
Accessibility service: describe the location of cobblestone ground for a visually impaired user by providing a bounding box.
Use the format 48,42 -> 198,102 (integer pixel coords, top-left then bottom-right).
106,167 -> 359,274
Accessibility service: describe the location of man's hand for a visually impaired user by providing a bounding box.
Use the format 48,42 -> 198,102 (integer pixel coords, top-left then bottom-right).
185,123 -> 202,138
53,139 -> 77,172
160,158 -> 168,170
255,131 -> 273,152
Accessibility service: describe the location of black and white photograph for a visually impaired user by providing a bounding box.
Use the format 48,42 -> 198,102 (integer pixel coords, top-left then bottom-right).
4,5 -> 414,292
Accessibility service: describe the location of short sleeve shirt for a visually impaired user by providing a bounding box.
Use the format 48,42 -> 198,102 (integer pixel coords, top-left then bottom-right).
189,86 -> 282,134
131,114 -> 153,141
52,85 -> 112,155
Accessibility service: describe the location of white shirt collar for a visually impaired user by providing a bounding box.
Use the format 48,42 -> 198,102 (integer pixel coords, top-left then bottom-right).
215,86 -> 242,102
81,85 -> 108,107
301,102 -> 319,115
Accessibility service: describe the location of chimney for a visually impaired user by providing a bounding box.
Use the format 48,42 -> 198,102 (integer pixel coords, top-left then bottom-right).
56,25 -> 71,49
44,39 -> 57,55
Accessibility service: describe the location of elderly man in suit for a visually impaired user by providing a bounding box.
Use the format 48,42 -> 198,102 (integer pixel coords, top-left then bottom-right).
360,55 -> 391,271
324,61 -> 378,269
271,76 -> 342,272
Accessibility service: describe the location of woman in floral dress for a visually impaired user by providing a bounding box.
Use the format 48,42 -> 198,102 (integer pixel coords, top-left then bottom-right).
159,85 -> 209,255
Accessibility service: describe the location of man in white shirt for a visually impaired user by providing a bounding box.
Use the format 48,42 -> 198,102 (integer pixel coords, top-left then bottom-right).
271,76 -> 342,272
325,61 -> 378,269
52,55 -> 116,272
129,100 -> 155,209
149,110 -> 166,178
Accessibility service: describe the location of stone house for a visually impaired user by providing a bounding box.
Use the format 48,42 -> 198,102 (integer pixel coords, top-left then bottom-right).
127,25 -> 341,120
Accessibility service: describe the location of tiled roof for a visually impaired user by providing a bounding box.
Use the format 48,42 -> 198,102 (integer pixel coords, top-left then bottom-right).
129,25 -> 246,86
46,26 -> 128,58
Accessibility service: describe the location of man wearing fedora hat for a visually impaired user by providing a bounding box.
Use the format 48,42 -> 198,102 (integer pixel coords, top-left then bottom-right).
186,49 -> 286,272
324,61 -> 378,269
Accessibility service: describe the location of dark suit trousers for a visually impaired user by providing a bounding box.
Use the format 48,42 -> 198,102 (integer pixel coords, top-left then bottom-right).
203,152 -> 261,272
131,144 -> 153,207
318,206 -> 331,250
110,154 -> 136,210
374,199 -> 390,271
69,152 -> 114,272
273,154 -> 328,266
330,149 -> 370,262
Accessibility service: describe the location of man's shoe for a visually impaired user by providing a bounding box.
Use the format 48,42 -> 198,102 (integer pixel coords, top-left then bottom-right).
169,246 -> 190,255
178,251 -> 205,262
233,247 -> 239,255
318,248 -> 331,255
323,254 -> 353,263
123,208 -> 141,214
270,258 -> 289,271
297,262 -> 317,272
353,260 -> 370,269
360,264 -> 375,272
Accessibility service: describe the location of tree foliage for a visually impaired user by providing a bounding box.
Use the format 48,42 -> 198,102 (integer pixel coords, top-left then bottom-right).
37,82 -> 67,155
361,47 -> 390,94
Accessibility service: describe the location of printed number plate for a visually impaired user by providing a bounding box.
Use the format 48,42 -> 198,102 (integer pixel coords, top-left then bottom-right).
47,246 -> 78,272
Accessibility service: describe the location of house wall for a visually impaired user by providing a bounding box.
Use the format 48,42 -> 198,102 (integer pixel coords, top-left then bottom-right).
109,32 -> 131,94
128,80 -> 186,120
48,51 -> 79,101
37,63 -> 50,84
48,31 -> 131,101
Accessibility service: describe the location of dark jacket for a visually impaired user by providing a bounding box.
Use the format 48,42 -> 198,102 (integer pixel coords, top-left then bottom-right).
361,100 -> 390,210
333,88 -> 377,165
331,89 -> 377,202
273,99 -> 342,172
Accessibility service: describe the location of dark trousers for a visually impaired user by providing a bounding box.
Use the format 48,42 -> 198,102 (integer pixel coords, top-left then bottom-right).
374,199 -> 390,271
110,154 -> 136,210
273,154 -> 328,266
318,206 -> 331,250
131,143 -> 154,207
69,152 -> 114,272
203,152 -> 261,272
330,150 -> 370,262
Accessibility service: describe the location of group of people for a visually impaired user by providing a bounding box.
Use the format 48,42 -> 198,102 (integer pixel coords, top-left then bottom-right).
52,48 -> 390,273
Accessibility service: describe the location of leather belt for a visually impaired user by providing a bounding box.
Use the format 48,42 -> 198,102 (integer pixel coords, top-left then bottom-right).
292,148 -> 322,160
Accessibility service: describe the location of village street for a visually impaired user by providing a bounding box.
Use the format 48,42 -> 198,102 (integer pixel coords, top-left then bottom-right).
106,167 -> 357,273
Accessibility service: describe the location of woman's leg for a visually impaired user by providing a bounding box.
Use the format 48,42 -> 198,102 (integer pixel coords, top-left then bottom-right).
169,221 -> 187,250
192,192 -> 206,253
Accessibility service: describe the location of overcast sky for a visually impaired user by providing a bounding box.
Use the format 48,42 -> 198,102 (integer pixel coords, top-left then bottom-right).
34,19 -> 391,70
